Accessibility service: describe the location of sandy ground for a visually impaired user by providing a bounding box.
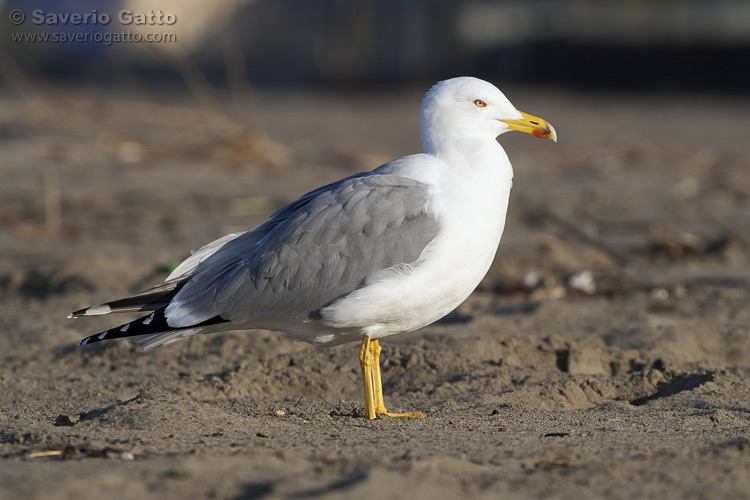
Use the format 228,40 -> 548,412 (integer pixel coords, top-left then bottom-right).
1,82 -> 750,499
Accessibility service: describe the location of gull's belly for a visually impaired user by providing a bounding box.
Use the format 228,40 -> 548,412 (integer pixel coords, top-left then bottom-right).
382,195 -> 508,332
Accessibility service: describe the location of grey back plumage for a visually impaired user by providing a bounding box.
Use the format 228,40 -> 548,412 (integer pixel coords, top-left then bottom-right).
165,173 -> 440,327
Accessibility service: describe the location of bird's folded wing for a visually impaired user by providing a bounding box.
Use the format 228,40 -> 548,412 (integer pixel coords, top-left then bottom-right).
164,174 -> 440,328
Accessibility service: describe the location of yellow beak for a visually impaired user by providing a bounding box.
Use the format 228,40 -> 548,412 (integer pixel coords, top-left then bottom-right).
500,111 -> 557,142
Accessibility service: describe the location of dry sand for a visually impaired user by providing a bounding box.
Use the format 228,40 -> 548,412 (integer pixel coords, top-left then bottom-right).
1,83 -> 749,499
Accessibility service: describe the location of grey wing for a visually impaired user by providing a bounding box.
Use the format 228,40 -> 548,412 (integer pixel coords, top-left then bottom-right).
257,170 -> 372,232
164,174 -> 440,328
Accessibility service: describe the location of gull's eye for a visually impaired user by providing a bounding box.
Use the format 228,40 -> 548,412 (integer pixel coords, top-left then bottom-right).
473,99 -> 487,108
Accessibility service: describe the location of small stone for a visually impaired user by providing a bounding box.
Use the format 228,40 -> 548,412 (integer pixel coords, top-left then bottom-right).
568,270 -> 595,294
54,414 -> 75,427
523,272 -> 540,288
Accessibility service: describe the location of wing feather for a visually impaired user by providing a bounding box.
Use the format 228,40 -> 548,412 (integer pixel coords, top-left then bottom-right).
165,174 -> 440,328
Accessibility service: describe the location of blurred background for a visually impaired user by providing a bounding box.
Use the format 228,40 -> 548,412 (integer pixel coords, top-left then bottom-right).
2,0 -> 750,90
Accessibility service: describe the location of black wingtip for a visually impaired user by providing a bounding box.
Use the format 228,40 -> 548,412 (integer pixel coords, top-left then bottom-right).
69,309 -> 88,319
76,310 -> 228,347
77,335 -> 97,346
69,279 -> 186,320
77,310 -> 166,346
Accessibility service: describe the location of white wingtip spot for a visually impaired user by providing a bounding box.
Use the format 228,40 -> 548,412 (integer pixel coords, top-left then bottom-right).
84,304 -> 112,316
67,313 -> 74,319
142,313 -> 155,325
97,332 -> 108,340
120,324 -> 130,332
79,338 -> 89,346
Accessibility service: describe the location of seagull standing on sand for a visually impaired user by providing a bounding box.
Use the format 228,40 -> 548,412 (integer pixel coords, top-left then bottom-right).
70,77 -> 557,419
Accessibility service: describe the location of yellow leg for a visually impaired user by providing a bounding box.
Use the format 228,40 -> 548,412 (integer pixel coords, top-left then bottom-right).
359,336 -> 426,420
370,338 -> 387,414
359,336 -> 378,419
